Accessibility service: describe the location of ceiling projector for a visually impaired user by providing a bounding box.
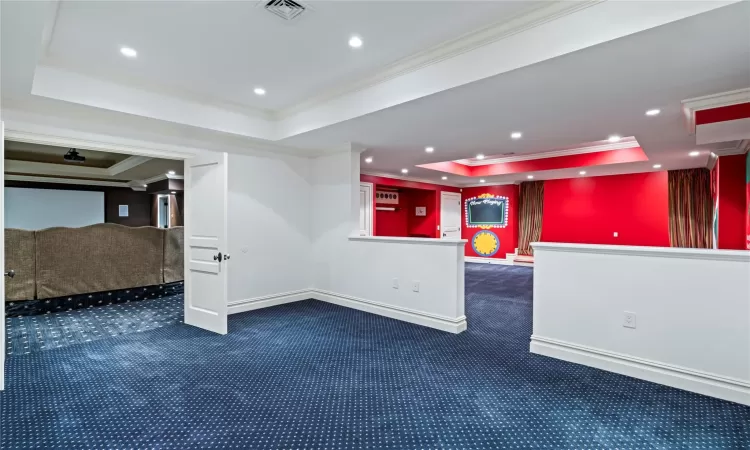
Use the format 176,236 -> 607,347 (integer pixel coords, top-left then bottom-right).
64,148 -> 86,163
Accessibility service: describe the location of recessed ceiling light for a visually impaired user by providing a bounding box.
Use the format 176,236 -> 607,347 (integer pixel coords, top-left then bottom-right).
441,176 -> 447,180
171,191 -> 176,194
653,164 -> 662,169
510,131 -> 522,139
120,47 -> 137,58
349,36 -> 363,48
143,184 -> 147,188
579,171 -> 586,175
364,156 -> 373,163
608,135 -> 621,143
168,170 -> 176,175
479,179 -> 486,183
527,175 -> 534,179
401,168 -> 408,174
254,87 -> 266,96
476,154 -> 485,160
425,146 -> 434,153
645,109 -> 661,116
689,151 -> 700,157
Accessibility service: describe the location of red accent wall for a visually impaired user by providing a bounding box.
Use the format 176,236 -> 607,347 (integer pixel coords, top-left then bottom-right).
361,175 -> 459,238
461,185 -> 519,259
541,172 -> 670,246
746,152 -> 750,250
717,154 -> 747,250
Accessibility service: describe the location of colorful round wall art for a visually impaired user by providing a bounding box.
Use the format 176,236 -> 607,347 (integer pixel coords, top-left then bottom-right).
471,230 -> 500,257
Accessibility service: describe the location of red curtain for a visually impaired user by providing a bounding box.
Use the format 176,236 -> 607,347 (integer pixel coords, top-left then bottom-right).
668,168 -> 712,248
518,181 -> 544,256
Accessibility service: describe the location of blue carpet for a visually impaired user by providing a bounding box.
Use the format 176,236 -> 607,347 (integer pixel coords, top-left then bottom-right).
5,293 -> 183,356
1,264 -> 748,449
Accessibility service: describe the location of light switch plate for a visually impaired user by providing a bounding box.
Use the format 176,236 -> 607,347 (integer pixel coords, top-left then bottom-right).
412,281 -> 420,292
392,278 -> 399,289
613,232 -> 619,237
623,311 -> 636,329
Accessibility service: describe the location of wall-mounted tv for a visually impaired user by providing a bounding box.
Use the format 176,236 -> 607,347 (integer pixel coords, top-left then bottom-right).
465,195 -> 509,228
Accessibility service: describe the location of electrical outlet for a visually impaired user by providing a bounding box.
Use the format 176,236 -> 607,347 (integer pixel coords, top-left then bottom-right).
623,311 -> 636,329
613,232 -> 619,237
392,278 -> 399,289
412,281 -> 420,292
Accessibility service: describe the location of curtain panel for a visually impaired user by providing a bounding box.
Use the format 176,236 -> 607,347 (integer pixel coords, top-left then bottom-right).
518,181 -> 544,256
668,168 -> 712,248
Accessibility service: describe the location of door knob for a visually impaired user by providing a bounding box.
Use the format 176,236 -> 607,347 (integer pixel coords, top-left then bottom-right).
223,254 -> 230,260
213,252 -> 222,261
5,270 -> 15,278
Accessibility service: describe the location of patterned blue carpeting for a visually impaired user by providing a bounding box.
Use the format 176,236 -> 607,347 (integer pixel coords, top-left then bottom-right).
5,293 -> 184,356
1,264 -> 748,449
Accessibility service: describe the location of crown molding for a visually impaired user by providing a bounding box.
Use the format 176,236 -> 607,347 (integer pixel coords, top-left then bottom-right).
682,88 -> 750,134
275,1 -> 602,120
454,139 -> 640,166
360,170 -> 460,188
107,155 -> 151,176
4,174 -> 131,188
5,159 -> 109,178
712,139 -> 750,157
141,173 -> 184,186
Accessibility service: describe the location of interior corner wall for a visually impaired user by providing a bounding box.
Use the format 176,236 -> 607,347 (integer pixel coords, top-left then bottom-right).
461,184 -> 519,259
746,151 -> 750,250
717,154 -> 747,250
542,172 -> 670,247
227,152 -> 313,304
311,154 -> 466,330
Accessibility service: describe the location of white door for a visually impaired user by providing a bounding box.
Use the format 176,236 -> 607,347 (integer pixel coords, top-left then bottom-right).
441,191 -> 462,239
0,122 -> 5,390
184,152 -> 228,334
359,182 -> 373,236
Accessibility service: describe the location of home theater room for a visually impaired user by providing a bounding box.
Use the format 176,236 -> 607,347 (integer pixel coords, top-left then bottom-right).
3,141 -> 185,354
1,1 -> 749,449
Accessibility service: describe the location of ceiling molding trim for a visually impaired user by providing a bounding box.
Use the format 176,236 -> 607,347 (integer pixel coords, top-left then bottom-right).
276,1 -> 602,119
141,173 -> 185,186
462,181 -> 519,188
713,139 -> 750,157
5,174 -> 130,188
454,139 -> 640,166
360,170 -> 460,188
682,88 -> 750,134
4,120 -> 198,159
107,155 -> 152,176
5,159 -> 109,178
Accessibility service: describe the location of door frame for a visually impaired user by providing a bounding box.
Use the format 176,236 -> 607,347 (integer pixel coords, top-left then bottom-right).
359,182 -> 374,236
440,191 -> 462,238
1,123 -> 201,390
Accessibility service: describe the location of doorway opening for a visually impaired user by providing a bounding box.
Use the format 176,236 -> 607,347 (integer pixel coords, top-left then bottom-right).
3,140 -> 186,358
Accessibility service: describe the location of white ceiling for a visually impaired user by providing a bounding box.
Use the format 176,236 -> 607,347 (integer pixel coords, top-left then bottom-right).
1,1 -> 747,186
45,0 -> 542,112
280,2 -> 750,184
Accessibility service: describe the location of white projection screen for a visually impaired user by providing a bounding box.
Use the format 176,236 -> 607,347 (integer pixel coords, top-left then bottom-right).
5,188 -> 105,230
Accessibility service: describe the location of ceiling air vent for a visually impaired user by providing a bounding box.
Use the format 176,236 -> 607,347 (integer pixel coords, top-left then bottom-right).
264,0 -> 306,21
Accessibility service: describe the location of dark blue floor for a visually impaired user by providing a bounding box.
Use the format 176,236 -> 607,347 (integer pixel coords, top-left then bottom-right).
1,264 -> 748,449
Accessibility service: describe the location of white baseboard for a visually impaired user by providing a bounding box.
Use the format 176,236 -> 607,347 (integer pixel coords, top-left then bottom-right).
465,256 -> 514,265
227,288 -> 466,334
311,289 -> 467,334
530,335 -> 750,406
228,289 -> 311,315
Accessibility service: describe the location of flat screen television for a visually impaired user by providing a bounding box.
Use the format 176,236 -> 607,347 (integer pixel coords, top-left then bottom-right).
466,196 -> 507,227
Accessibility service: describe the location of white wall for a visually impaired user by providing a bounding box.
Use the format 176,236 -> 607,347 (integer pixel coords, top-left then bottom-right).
531,242 -> 750,405
5,187 -> 104,230
309,151 -> 466,332
226,152 -> 313,309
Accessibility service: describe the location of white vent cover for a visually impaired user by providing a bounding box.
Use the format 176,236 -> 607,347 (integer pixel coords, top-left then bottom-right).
263,0 -> 307,21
